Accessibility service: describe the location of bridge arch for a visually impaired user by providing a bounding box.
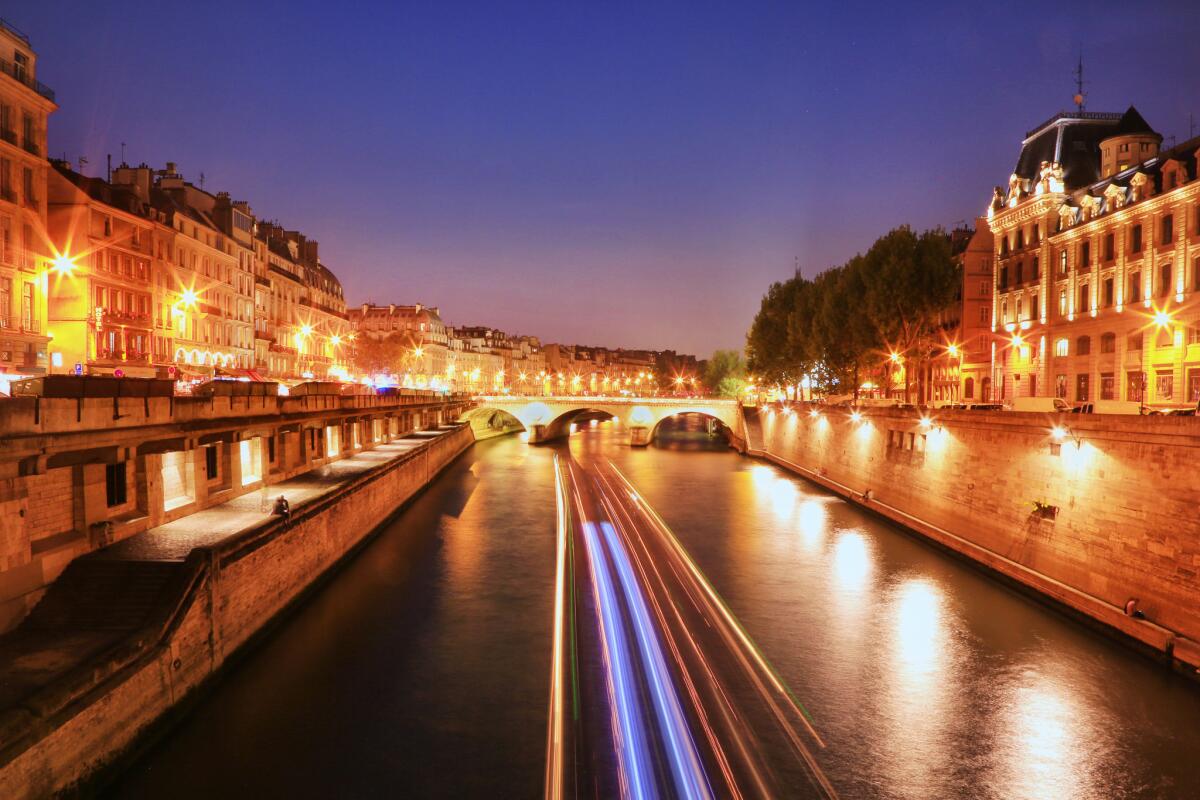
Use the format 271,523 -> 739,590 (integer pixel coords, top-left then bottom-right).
460,406 -> 526,440
542,407 -> 618,440
648,409 -> 732,444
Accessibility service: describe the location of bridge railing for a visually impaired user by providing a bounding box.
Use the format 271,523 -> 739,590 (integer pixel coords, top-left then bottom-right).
472,394 -> 736,405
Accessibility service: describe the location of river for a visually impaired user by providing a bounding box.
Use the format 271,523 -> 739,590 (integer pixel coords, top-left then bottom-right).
106,419 -> 1200,799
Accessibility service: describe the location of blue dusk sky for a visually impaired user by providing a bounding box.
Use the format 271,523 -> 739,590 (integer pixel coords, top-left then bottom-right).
14,1 -> 1200,355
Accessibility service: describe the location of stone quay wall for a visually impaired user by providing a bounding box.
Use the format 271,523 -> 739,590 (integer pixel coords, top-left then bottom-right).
750,404 -> 1200,673
0,424 -> 475,799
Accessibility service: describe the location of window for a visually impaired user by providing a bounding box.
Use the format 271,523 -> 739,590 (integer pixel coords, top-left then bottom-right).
1076,335 -> 1091,355
1055,338 -> 1069,357
1128,331 -> 1143,351
1076,373 -> 1090,402
964,377 -> 975,399
1100,373 -> 1115,400
1100,332 -> 1116,353
979,280 -> 989,296
1015,262 -> 1024,285
205,445 -> 219,480
999,266 -> 1009,289
1190,325 -> 1200,346
1131,224 -> 1142,253
1033,224 -> 1040,242
1031,257 -> 1040,281
1162,215 -> 1174,244
1081,241 -> 1090,267
1059,250 -> 1068,275
105,463 -> 127,507
1016,229 -> 1025,249
1078,283 -> 1090,313
1128,371 -> 1146,402
1001,300 -> 1008,322
1055,374 -> 1067,398
1156,372 -> 1174,400
1160,263 -> 1172,297
1058,289 -> 1067,317
1188,368 -> 1200,403
1104,277 -> 1114,307
1031,294 -> 1040,319
1103,233 -> 1114,261
979,306 -> 989,324
1194,258 -> 1200,291
1129,271 -> 1141,303
1016,298 -> 1023,320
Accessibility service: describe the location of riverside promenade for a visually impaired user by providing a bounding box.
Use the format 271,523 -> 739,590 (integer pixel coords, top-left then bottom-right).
0,424 -> 475,798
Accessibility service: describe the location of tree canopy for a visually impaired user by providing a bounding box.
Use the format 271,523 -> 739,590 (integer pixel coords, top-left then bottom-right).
745,225 -> 960,400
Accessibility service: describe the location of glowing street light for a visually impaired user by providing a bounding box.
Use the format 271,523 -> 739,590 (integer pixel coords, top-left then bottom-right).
1153,309 -> 1172,329
1011,333 -> 1024,348
946,343 -> 959,358
850,410 -> 863,423
1050,425 -> 1067,442
330,334 -> 342,346
413,346 -> 424,358
300,324 -> 313,336
889,352 -> 902,364
51,254 -> 77,275
179,288 -> 199,308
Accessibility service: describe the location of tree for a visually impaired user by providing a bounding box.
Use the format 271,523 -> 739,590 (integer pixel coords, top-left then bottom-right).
703,349 -> 747,398
351,334 -> 415,377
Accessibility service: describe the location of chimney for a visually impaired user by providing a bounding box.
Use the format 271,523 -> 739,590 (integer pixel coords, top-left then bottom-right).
111,163 -> 153,204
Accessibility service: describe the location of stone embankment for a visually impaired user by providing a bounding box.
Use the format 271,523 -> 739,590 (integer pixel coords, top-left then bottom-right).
0,424 -> 474,798
745,403 -> 1200,676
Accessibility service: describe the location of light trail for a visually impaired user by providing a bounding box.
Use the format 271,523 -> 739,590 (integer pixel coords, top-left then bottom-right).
550,453 -> 840,799
599,520 -> 714,800
580,517 -> 656,799
544,455 -> 572,800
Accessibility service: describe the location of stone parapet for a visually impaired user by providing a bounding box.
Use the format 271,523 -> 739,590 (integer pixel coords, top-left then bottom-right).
752,403 -> 1200,675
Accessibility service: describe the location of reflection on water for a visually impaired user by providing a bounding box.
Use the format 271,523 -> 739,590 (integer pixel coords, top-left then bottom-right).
110,418 -> 1200,799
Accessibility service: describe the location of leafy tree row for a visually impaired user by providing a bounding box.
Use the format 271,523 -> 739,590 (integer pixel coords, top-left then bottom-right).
745,226 -> 960,401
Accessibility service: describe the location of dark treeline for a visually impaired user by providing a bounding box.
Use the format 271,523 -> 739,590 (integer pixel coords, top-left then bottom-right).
746,226 -> 960,400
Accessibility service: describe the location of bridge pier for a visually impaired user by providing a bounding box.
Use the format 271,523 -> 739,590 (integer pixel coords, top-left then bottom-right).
528,423 -> 550,444
629,426 -> 650,447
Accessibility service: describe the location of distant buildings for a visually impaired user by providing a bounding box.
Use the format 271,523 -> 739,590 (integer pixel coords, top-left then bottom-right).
987,106 -> 1200,408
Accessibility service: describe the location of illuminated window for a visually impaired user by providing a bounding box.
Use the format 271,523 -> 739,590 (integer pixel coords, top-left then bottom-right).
1059,250 -> 1068,275
1078,283 -> 1090,312
1156,371 -> 1174,400
1055,373 -> 1067,398
1129,271 -> 1142,303
1058,289 -> 1067,316
1054,338 -> 1068,357
1076,373 -> 1090,402
1100,373 -> 1116,400
1127,371 -> 1145,402
1104,277 -> 1114,307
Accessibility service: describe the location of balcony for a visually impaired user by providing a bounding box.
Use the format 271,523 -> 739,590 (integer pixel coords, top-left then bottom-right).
0,128 -> 14,146
0,54 -> 55,103
0,186 -> 14,204
21,138 -> 38,156
0,315 -> 43,335
99,309 -> 152,327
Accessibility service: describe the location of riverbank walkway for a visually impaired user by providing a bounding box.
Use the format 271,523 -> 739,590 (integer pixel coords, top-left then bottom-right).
0,427 -> 460,719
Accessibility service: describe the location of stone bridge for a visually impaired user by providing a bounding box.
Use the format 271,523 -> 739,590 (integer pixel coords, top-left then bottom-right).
463,395 -> 745,447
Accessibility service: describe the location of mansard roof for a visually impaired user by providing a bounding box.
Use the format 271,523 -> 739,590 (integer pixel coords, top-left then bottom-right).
1014,111 -> 1126,191
1112,105 -> 1157,137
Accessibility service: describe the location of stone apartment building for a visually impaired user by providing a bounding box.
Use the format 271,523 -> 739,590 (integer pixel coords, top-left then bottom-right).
42,159 -> 350,383
989,106 -> 1200,407
0,19 -> 55,388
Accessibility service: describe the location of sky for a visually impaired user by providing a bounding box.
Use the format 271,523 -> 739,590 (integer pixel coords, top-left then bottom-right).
14,1 -> 1200,355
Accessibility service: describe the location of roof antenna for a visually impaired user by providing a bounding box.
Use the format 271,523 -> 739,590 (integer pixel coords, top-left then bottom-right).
199,171 -> 206,190
1190,113 -> 1196,140
1072,51 -> 1087,111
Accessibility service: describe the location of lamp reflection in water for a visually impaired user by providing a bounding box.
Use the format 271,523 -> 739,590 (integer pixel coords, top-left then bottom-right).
995,676 -> 1092,800
832,532 -> 871,590
882,579 -> 954,797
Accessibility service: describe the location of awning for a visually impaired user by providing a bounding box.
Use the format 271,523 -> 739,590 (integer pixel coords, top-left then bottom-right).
216,368 -> 266,382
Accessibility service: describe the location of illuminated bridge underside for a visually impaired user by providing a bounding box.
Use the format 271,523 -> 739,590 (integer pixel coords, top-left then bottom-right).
466,396 -> 744,447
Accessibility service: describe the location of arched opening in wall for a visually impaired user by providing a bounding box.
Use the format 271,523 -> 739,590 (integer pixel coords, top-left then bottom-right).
651,412 -> 732,451
460,407 -> 526,440
543,408 -> 617,440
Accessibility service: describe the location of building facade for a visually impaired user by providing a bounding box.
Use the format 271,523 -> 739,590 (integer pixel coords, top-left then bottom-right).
0,20 -> 55,388
989,106 -> 1200,408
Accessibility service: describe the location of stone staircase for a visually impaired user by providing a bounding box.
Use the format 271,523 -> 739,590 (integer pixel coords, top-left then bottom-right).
20,558 -> 182,634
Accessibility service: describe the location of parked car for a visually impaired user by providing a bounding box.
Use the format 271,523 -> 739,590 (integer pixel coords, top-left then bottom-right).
1163,400 -> 1200,417
1071,400 -> 1145,415
1010,396 -> 1071,413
